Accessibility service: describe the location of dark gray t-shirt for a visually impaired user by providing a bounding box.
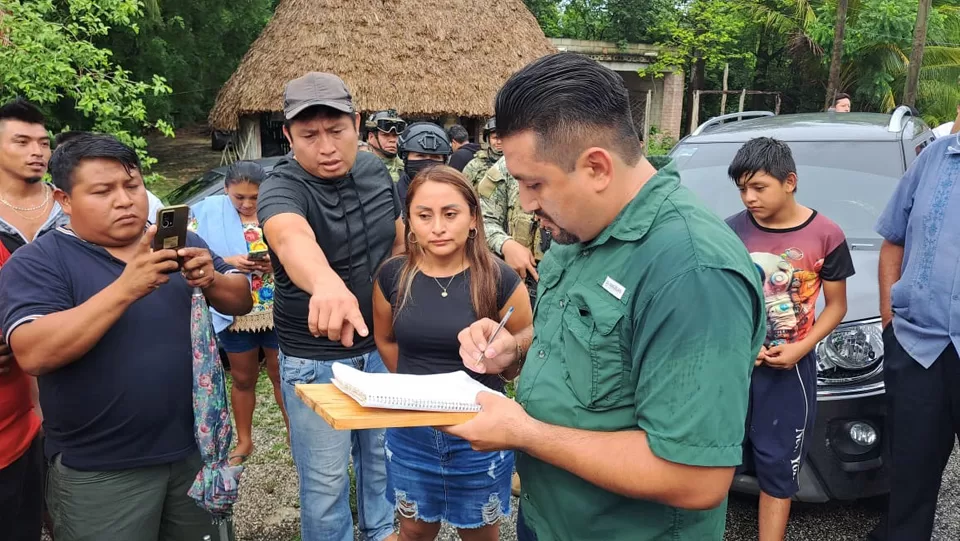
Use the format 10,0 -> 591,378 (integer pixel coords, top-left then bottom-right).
258,152 -> 400,360
377,256 -> 521,391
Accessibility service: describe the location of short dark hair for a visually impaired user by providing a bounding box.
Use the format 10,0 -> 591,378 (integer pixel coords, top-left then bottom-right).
54,130 -> 85,148
283,105 -> 354,131
834,92 -> 851,104
225,160 -> 266,187
447,125 -> 469,144
0,98 -> 46,128
495,52 -> 641,171
728,137 -> 797,188
49,133 -> 140,193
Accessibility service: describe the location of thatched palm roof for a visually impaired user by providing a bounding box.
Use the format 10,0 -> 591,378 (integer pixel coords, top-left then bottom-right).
208,0 -> 556,131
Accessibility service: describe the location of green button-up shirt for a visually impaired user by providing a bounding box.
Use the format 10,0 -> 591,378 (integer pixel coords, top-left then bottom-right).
515,159 -> 765,541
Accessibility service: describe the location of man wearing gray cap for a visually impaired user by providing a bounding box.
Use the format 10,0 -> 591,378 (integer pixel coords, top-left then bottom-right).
257,72 -> 403,541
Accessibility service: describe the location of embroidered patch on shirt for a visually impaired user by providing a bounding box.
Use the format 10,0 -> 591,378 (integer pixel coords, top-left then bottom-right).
602,276 -> 625,300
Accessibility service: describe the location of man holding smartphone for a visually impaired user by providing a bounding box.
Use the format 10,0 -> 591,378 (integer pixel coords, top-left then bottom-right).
0,133 -> 252,541
257,72 -> 404,541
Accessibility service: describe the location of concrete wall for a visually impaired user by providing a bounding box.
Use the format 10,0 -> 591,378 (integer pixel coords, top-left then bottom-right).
548,38 -> 684,141
660,71 -> 684,140
618,70 -> 684,141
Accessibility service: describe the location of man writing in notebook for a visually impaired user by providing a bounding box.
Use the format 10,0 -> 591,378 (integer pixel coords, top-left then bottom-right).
449,53 -> 766,541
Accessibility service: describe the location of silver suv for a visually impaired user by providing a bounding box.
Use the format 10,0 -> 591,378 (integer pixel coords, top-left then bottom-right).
669,107 -> 935,502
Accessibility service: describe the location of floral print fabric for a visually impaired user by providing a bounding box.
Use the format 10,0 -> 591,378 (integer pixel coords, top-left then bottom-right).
188,288 -> 243,520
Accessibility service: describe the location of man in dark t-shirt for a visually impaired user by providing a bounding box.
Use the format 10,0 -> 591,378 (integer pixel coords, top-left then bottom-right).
0,133 -> 252,541
257,73 -> 402,541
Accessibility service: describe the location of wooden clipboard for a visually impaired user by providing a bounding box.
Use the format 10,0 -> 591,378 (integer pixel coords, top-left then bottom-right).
295,384 -> 477,430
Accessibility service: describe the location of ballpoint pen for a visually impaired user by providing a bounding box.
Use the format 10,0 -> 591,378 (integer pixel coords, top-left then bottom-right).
476,306 -> 514,369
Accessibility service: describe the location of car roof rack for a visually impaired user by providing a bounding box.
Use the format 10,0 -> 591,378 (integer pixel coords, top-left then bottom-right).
888,105 -> 914,133
691,111 -> 776,136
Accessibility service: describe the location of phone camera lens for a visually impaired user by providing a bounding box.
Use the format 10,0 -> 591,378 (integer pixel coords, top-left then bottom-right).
161,212 -> 174,228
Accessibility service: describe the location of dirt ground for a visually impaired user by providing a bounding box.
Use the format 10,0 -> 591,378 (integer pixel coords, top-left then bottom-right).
146,125 -> 225,197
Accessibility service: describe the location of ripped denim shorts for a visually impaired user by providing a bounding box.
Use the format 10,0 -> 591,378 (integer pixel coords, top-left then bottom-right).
385,426 -> 513,529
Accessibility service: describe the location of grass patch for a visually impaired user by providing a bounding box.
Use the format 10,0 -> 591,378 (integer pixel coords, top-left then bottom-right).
229,370 -> 358,516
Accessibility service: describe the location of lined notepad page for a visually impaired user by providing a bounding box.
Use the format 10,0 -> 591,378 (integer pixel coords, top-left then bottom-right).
331,362 -> 501,412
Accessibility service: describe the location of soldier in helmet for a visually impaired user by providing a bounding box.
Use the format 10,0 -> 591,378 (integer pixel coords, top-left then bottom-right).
396,123 -> 453,203
462,117 -> 502,190
363,109 -> 407,182
477,156 -> 550,305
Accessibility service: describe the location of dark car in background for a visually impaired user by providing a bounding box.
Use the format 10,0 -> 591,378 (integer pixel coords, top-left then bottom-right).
670,107 -> 936,502
166,156 -> 285,207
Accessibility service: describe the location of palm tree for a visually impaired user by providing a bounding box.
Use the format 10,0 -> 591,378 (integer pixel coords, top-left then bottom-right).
755,0 -> 960,122
825,0 -> 849,109
904,0 -> 933,107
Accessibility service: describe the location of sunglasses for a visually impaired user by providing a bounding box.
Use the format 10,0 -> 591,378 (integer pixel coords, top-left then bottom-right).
376,119 -> 407,134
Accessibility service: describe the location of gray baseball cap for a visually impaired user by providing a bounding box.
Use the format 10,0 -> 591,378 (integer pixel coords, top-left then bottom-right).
283,72 -> 354,120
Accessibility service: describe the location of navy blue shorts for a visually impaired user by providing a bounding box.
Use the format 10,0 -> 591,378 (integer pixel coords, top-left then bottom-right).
216,329 -> 279,354
741,351 -> 818,499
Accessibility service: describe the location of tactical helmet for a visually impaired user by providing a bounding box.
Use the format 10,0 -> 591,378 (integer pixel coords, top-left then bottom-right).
364,109 -> 407,135
482,117 -> 497,141
398,123 -> 453,160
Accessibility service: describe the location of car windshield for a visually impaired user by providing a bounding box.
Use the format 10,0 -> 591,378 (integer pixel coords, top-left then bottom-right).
670,141 -> 904,240
166,170 -> 225,205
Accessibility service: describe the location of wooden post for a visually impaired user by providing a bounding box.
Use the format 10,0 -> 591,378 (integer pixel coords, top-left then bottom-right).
720,63 -> 729,115
738,89 -> 747,117
643,89 -> 653,142
689,91 -> 701,134
237,115 -> 262,160
775,93 -> 782,115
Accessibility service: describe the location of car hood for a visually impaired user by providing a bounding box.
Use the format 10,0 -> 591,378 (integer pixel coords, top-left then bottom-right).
815,240 -> 879,323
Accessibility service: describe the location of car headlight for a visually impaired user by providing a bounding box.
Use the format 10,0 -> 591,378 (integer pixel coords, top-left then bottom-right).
816,319 -> 884,371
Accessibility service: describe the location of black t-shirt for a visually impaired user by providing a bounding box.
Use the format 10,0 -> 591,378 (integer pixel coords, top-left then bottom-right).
448,143 -> 481,172
258,153 -> 401,360
377,256 -> 521,391
0,230 -> 234,470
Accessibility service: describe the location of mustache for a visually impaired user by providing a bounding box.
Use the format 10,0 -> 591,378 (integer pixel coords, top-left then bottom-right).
534,210 -> 555,224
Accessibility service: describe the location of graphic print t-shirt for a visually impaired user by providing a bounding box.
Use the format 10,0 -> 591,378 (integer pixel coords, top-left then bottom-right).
726,210 -> 855,346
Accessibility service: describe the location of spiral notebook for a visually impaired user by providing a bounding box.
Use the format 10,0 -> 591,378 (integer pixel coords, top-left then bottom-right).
331,362 -> 499,412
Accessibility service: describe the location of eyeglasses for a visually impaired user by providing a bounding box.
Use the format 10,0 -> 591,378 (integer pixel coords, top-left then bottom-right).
376,119 -> 407,134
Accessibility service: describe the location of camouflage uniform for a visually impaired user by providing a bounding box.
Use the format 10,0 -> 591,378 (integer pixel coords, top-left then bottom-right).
379,154 -> 404,183
463,149 -> 500,191
477,157 -> 548,305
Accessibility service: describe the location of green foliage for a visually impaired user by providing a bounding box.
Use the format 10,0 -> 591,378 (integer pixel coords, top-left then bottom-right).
527,0 -> 672,44
645,126 -> 677,156
0,0 -> 173,180
639,0 -> 755,77
523,0 -> 562,37
522,0 -> 960,128
104,0 -> 275,126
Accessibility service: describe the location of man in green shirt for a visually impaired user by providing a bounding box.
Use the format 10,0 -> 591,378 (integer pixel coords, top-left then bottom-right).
448,53 -> 765,541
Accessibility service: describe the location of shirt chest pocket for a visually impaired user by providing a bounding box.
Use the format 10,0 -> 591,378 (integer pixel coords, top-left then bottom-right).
560,284 -> 628,409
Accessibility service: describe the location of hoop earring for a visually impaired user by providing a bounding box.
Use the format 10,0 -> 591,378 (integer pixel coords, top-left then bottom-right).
407,231 -> 418,244
468,229 -> 478,239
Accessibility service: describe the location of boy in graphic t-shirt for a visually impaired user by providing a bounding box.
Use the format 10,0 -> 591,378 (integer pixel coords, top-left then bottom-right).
725,137 -> 855,541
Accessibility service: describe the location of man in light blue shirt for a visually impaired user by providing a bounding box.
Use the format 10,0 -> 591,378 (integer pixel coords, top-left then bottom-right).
874,134 -> 960,540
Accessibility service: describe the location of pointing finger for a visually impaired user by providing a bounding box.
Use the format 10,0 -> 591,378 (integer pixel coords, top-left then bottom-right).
345,307 -> 369,338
